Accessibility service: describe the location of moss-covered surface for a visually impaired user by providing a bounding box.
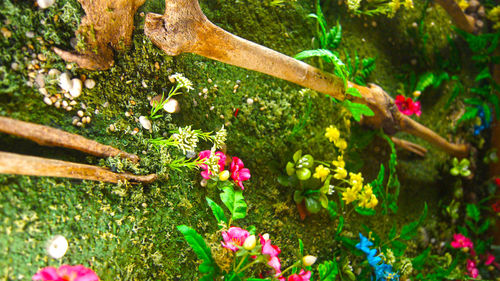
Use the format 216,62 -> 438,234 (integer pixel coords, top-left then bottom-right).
0,0 -> 495,280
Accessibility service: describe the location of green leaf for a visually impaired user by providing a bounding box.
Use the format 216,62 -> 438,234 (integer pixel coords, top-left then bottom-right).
342,100 -> 374,122
457,106 -> 479,124
293,150 -> 302,163
477,220 -> 490,234
415,72 -> 435,92
391,240 -> 407,256
206,197 -> 228,228
355,206 -> 376,216
346,87 -> 362,97
318,260 -> 339,280
412,248 -> 430,270
177,225 -> 217,277
388,225 -> 397,240
336,216 -> 344,235
299,239 -> 304,256
400,203 -> 427,240
327,200 -> 338,218
475,67 -> 492,82
220,187 -> 247,221
466,204 -> 480,222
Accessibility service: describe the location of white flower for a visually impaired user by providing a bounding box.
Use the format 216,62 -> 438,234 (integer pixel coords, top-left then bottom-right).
46,235 -> 68,259
169,73 -> 194,91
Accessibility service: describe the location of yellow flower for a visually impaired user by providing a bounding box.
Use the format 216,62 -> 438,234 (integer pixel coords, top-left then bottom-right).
334,138 -> 347,151
403,0 -> 413,9
313,165 -> 330,181
358,184 -> 378,209
325,125 -> 340,142
349,172 -> 364,191
331,155 -> 345,168
333,166 -> 347,180
458,0 -> 468,10
342,187 -> 357,204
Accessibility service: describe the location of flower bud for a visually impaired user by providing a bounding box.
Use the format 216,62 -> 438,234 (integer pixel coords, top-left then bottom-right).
262,233 -> 270,241
46,235 -> 68,259
462,247 -> 470,253
200,178 -> 208,187
219,170 -> 230,181
243,235 -> 256,250
303,255 -> 317,266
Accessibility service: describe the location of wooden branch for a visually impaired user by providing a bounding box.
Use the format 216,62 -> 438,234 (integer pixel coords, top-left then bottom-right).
0,152 -> 157,184
53,0 -> 145,70
144,0 -> 469,157
390,137 -> 428,157
435,0 -> 476,33
0,116 -> 139,163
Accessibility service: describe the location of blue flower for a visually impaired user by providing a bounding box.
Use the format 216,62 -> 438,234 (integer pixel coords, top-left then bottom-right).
356,233 -> 399,281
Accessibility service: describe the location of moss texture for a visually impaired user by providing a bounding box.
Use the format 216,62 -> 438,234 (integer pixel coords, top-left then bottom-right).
0,0 -> 488,280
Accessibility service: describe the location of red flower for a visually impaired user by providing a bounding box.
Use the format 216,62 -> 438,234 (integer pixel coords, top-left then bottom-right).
230,157 -> 251,190
33,265 -> 99,281
492,200 -> 500,213
451,233 -> 474,249
395,95 -> 421,117
259,234 -> 282,276
495,178 -> 500,187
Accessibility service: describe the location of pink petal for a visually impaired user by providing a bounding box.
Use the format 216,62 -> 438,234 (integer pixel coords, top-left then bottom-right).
200,170 -> 212,179
267,256 -> 281,276
237,168 -> 251,181
32,267 -> 60,281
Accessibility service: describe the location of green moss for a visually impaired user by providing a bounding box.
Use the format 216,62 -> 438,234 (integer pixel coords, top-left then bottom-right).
0,0 -> 489,280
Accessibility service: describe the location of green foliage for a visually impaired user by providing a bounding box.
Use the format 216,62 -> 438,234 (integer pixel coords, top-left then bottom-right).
341,99 -> 375,122
399,203 -> 428,241
176,225 -> 218,279
317,260 -> 339,280
220,187 -> 247,221
465,204 -> 480,222
345,52 -> 376,86
206,197 -> 228,227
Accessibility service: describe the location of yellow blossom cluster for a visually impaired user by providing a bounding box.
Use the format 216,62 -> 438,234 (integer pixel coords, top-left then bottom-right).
313,165 -> 330,181
325,125 -> 347,151
341,175 -> 378,209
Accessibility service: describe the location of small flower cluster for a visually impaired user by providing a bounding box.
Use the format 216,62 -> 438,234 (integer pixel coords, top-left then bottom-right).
341,172 -> 378,209
169,73 -> 194,91
199,151 -> 250,190
220,226 -> 314,280
473,107 -> 492,136
33,265 -> 99,281
356,233 -> 399,281
450,233 -> 499,278
395,95 -> 421,117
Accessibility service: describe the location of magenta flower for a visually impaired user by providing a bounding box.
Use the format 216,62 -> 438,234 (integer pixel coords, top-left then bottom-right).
230,157 -> 251,190
466,259 -> 479,278
451,233 -> 474,249
267,256 -> 282,277
33,265 -> 99,281
260,235 -> 281,257
221,227 -> 249,252
395,95 -> 421,117
485,253 -> 495,266
198,150 -> 226,179
287,270 -> 312,281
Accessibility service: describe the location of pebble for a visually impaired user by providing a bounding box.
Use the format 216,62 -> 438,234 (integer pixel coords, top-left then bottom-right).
478,6 -> 485,17
37,53 -> 46,61
35,73 -> 45,88
37,0 -> 55,9
10,62 -> 19,71
50,96 -> 57,103
412,22 -> 418,28
246,98 -> 254,105
208,78 -> 213,83
163,98 -> 180,113
141,80 -> 147,88
1,27 -> 12,38
66,106 -> 73,111
109,124 -> 116,132
467,0 -> 480,12
43,96 -> 52,105
26,31 -> 35,38
77,110 -> 84,118
139,116 -> 152,130
371,21 -> 377,27
69,78 -> 82,98
202,87 -> 208,94
476,19 -> 484,29
125,111 -> 131,117
39,88 -> 48,96
54,101 -> 61,108
69,100 -> 77,106
168,75 -> 175,83
72,117 -> 79,125
84,79 -> 95,89
209,106 -> 215,111
76,121 -> 83,127
48,69 -> 61,77
59,72 -> 73,91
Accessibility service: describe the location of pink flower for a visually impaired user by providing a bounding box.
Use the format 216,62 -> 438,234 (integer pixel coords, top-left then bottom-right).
221,227 -> 249,252
395,95 -> 421,117
198,150 -> 226,179
466,259 -> 479,278
287,270 -> 312,281
450,233 -> 474,249
260,235 -> 281,258
230,157 -> 251,190
485,253 -> 495,266
33,265 -> 99,281
267,256 -> 282,277
492,200 -> 500,213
